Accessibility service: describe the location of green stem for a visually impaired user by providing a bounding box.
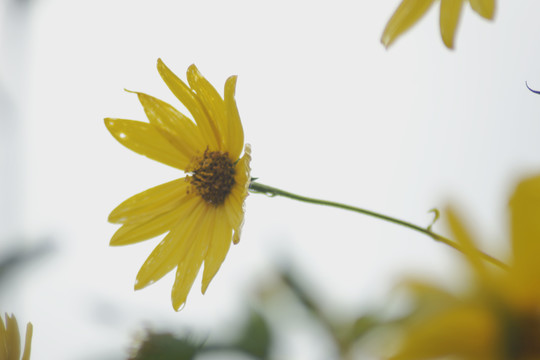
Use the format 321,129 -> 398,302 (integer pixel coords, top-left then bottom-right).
249,181 -> 508,270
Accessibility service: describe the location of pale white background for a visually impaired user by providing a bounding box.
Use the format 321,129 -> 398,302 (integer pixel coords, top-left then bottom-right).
1,0 -> 540,359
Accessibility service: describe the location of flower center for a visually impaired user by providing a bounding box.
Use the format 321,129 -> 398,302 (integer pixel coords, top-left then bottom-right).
186,149 -> 236,206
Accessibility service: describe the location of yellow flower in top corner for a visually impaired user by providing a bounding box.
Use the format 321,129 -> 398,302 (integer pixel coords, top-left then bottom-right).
0,313 -> 33,360
105,59 -> 251,311
381,0 -> 495,49
387,174 -> 540,360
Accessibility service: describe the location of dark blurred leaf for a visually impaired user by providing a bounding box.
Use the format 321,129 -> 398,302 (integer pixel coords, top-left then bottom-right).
233,310 -> 272,359
129,331 -> 201,360
0,241 -> 53,286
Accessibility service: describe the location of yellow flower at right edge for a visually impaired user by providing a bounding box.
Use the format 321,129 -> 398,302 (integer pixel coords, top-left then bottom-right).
0,314 -> 33,360
381,0 -> 495,49
386,174 -> 540,360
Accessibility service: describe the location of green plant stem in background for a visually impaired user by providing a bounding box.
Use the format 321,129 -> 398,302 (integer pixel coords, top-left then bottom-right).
249,181 -> 508,270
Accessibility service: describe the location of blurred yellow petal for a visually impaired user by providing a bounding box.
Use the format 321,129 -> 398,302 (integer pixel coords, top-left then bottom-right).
108,179 -> 189,224
110,196 -> 199,246
470,0 -> 495,19
20,324 -> 32,360
134,92 -> 205,157
224,75 -> 244,160
201,207 -> 232,294
381,0 -> 436,48
446,206 -> 488,281
392,304 -> 496,360
156,59 -> 220,150
510,175 -> 540,284
440,0 -> 464,49
135,203 -> 208,290
105,118 -> 188,169
6,315 -> 20,360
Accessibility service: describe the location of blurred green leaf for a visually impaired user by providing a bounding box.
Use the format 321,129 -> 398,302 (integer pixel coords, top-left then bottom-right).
233,310 -> 272,359
129,331 -> 201,360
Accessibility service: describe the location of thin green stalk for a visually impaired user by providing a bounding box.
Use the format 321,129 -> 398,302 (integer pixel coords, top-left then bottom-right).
249,181 -> 508,270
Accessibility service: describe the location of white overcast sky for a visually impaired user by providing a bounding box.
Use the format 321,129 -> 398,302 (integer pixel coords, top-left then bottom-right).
1,0 -> 540,359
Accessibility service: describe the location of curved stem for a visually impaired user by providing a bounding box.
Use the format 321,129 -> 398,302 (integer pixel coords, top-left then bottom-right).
249,181 -> 508,270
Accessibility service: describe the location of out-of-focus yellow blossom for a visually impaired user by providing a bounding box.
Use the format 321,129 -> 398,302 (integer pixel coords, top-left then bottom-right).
0,313 -> 33,360
388,174 -> 540,360
382,0 -> 495,49
105,59 -> 251,310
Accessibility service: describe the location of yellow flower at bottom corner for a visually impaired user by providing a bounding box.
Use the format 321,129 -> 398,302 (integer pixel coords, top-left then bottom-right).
105,59 -> 252,311
0,313 -> 33,360
381,0 -> 495,49
386,173 -> 540,360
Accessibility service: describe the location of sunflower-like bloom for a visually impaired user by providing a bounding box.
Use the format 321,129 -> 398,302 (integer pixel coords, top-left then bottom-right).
0,313 -> 33,360
381,0 -> 495,49
387,174 -> 540,360
105,59 -> 251,310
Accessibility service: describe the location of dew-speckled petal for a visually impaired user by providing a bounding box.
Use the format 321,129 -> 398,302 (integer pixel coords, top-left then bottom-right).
110,196 -> 199,246
105,118 -> 188,169
135,202 -> 209,290
381,0 -> 436,48
135,92 -> 205,157
224,75 -> 244,160
186,64 -> 225,150
108,178 -> 189,224
171,209 -> 216,310
201,207 -> 232,294
156,59 -> 220,150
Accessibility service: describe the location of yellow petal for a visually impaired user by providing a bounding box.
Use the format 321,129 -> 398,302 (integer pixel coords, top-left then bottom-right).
135,202 -> 209,290
230,145 -> 252,244
223,187 -> 245,244
469,0 -> 495,19
186,64 -> 224,150
104,118 -> 188,170
171,209 -> 216,310
224,75 -> 244,160
108,179 -> 189,224
440,0 -> 464,49
201,207 -> 232,294
134,92 -> 205,158
110,196 -> 199,246
156,59 -> 220,150
5,314 -> 20,360
381,0 -> 436,48
446,206 -> 488,281
21,323 -> 32,360
510,174 -> 540,283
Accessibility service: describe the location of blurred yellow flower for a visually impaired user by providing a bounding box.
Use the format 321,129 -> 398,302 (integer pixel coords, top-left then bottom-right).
0,313 -> 33,360
382,0 -> 495,49
105,59 -> 251,310
388,174 -> 540,359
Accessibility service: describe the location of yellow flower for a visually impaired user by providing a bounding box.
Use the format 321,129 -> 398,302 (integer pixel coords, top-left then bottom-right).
388,174 -> 540,360
381,0 -> 495,49
0,313 -> 33,360
105,59 -> 251,310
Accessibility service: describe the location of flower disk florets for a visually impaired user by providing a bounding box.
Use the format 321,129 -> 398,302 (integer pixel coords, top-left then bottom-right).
186,149 -> 236,206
